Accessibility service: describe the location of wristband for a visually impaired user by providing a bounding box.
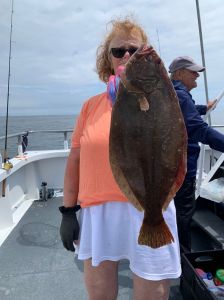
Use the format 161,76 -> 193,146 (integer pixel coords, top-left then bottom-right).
59,205 -> 81,214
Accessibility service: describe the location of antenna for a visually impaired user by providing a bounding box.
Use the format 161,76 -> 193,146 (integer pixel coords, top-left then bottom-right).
2,0 -> 14,197
156,29 -> 161,57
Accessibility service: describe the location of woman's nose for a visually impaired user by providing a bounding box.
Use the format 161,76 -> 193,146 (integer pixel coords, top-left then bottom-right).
123,50 -> 131,59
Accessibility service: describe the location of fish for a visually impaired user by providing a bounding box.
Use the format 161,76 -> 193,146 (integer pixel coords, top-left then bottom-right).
109,46 -> 187,248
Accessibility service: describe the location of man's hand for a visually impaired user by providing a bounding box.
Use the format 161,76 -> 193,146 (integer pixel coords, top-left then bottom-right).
207,99 -> 217,111
59,205 -> 81,252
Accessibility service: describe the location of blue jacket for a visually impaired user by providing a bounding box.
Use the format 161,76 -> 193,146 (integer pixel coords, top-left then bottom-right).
172,80 -> 224,178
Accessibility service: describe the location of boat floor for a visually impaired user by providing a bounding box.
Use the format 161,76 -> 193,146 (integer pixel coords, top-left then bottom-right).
0,196 -> 183,300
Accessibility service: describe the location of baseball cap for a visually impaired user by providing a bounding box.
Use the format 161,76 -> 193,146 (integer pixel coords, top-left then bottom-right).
169,56 -> 205,73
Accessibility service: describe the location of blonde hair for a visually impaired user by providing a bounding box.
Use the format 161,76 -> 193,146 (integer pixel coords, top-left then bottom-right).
96,16 -> 148,83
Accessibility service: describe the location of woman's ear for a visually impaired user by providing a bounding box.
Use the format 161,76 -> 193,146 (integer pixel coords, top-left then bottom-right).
107,52 -> 114,74
107,51 -> 112,63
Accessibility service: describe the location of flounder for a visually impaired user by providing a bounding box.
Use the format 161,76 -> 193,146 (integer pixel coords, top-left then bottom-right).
109,46 -> 187,248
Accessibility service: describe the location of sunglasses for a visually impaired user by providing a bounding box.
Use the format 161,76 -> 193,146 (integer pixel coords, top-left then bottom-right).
110,47 -> 138,58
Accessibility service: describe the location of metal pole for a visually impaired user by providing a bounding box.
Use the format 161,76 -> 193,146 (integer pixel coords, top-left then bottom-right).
195,0 -> 210,124
63,132 -> 68,150
195,0 -> 212,198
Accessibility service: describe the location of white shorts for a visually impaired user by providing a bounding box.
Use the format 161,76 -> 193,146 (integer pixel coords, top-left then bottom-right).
75,201 -> 181,280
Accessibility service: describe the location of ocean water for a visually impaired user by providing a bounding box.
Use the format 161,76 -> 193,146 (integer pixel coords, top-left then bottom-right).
0,110 -> 223,159
0,115 -> 77,158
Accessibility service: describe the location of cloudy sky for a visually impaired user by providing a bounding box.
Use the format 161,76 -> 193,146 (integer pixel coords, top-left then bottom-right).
0,0 -> 224,117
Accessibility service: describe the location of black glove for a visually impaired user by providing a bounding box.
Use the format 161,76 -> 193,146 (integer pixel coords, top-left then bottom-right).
59,205 -> 81,252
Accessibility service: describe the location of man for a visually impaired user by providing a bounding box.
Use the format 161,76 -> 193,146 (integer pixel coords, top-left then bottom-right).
169,56 -> 224,252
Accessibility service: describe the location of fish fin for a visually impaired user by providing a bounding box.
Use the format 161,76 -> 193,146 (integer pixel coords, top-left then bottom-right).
163,190 -> 174,211
163,149 -> 187,211
128,197 -> 144,211
162,197 -> 172,211
138,219 -> 174,248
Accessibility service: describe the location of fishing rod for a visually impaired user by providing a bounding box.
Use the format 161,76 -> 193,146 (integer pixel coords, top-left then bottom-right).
203,90 -> 224,121
2,0 -> 14,197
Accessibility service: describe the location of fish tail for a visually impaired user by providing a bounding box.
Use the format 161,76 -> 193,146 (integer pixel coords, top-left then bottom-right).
138,219 -> 174,248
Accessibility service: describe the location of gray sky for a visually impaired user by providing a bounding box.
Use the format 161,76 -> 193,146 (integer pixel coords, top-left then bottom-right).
0,0 -> 224,116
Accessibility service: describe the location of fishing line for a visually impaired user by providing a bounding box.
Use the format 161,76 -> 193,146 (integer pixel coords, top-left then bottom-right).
2,0 -> 14,197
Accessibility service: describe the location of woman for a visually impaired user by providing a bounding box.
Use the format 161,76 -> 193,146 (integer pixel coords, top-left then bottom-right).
59,17 -> 181,300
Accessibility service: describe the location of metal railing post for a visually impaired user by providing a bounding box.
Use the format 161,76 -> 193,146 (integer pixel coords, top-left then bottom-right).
17,135 -> 23,156
63,132 -> 68,150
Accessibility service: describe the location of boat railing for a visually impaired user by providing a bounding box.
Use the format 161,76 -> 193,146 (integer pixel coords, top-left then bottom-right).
0,125 -> 223,159
196,124 -> 224,196
212,125 -> 224,128
0,129 -> 73,156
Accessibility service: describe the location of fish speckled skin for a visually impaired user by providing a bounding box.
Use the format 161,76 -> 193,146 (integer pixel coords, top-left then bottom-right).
109,46 -> 187,248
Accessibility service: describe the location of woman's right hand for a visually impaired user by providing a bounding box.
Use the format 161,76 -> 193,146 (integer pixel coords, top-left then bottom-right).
59,205 -> 81,251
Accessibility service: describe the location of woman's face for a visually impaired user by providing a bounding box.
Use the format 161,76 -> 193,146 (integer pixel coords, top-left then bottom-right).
109,32 -> 143,74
